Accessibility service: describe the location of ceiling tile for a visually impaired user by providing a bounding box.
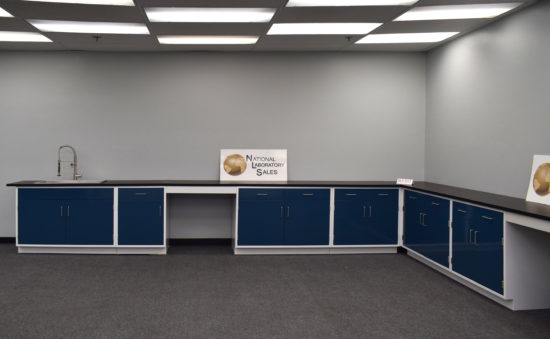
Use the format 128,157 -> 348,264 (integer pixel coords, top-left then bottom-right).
373,18 -> 487,33
256,35 -> 353,51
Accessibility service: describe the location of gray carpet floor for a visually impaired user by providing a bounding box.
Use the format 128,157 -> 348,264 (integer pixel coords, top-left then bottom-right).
1,244 -> 549,339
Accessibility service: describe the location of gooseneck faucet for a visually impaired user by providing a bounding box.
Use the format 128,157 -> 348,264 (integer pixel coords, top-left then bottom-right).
57,145 -> 81,180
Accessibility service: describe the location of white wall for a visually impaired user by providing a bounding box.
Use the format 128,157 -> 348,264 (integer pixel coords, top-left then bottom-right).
0,52 -> 426,236
425,1 -> 550,198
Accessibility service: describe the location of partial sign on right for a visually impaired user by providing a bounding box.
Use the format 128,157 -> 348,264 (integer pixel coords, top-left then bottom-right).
526,155 -> 550,205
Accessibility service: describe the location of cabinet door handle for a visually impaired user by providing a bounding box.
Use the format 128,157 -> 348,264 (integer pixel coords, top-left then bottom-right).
345,193 -> 357,196
287,206 -> 290,217
363,206 -> 366,217
302,193 -> 314,196
67,205 -> 70,217
369,205 -> 372,217
421,213 -> 427,227
135,192 -> 147,196
256,193 -> 268,196
474,231 -> 479,246
469,229 -> 474,244
481,215 -> 493,220
457,209 -> 467,214
432,202 -> 440,206
60,205 -> 63,217
409,196 -> 417,200
159,205 -> 162,217
281,206 -> 284,217
378,193 -> 389,196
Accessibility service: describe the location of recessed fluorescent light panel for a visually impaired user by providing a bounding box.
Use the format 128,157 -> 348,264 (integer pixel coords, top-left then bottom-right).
287,0 -> 418,6
0,31 -> 52,42
395,3 -> 522,21
268,23 -> 382,35
23,0 -> 134,5
28,20 -> 149,34
158,35 -> 259,45
356,32 -> 459,43
145,8 -> 276,23
0,7 -> 13,17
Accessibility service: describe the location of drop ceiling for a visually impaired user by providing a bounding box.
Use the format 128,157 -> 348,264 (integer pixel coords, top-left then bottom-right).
0,0 -> 536,52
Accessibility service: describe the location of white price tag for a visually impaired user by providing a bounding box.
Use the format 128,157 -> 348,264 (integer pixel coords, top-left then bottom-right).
397,178 -> 414,186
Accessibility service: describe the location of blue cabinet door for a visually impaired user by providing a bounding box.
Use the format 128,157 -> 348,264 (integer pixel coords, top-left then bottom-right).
366,190 -> 398,245
67,199 -> 113,245
284,189 -> 330,245
18,198 -> 66,244
452,202 -> 503,294
334,190 -> 367,245
118,188 -> 164,245
238,191 -> 284,245
404,191 -> 450,267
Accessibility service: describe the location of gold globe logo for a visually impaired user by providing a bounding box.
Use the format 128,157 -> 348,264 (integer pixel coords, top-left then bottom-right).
224,154 -> 247,176
533,163 -> 550,196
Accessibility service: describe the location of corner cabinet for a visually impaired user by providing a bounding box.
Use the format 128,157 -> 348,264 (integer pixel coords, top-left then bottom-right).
118,188 -> 164,246
334,189 -> 398,245
452,202 -> 504,295
18,188 -> 114,245
404,191 -> 450,267
237,188 -> 330,246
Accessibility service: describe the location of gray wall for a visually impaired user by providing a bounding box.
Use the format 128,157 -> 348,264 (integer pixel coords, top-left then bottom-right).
425,1 -> 550,198
0,52 -> 426,236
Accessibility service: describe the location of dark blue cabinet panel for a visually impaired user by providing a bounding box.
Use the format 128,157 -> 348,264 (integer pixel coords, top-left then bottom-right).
238,189 -> 330,246
118,188 -> 164,245
334,189 -> 398,245
18,188 -> 113,245
452,202 -> 503,294
404,191 -> 450,267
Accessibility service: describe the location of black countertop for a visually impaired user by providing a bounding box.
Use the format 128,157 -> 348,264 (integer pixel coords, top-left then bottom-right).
7,180 -> 550,222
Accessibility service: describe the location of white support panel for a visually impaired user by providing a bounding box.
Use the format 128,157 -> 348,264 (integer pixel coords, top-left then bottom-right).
505,221 -> 550,310
406,249 -> 514,310
116,247 -> 167,255
165,186 -> 238,194
330,247 -> 397,254
505,212 -> 550,234
234,247 -> 330,255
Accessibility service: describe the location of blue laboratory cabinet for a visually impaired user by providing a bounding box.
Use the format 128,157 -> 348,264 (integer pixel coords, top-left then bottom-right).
404,191 -> 450,267
238,189 -> 330,246
18,188 -> 114,245
118,188 -> 164,245
452,202 -> 504,295
334,189 -> 398,245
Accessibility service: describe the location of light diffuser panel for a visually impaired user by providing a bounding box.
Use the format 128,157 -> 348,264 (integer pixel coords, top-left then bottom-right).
157,35 -> 259,45
287,0 -> 418,6
145,8 -> 276,23
0,31 -> 52,42
395,3 -> 522,21
0,7 -> 13,17
268,23 -> 382,35
23,0 -> 134,5
28,20 -> 149,34
356,32 -> 459,43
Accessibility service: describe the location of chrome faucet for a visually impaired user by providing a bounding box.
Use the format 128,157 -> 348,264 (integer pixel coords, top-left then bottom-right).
57,145 -> 81,180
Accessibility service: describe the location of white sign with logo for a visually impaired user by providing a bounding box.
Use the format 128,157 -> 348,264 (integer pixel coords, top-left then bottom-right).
526,155 -> 550,205
220,149 -> 287,182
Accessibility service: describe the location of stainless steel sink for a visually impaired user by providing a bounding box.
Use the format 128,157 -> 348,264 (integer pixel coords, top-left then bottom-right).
33,179 -> 105,184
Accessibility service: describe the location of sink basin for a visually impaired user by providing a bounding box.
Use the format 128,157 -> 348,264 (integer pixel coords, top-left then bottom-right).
33,179 -> 106,184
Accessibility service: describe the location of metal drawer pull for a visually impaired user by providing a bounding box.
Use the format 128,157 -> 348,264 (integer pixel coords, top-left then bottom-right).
67,205 -> 70,217
469,229 -> 474,244
378,193 -> 389,196
345,193 -> 357,196
135,192 -> 147,196
363,206 -> 366,217
369,205 -> 372,217
409,196 -> 417,200
281,206 -> 284,217
457,209 -> 467,213
302,193 -> 314,196
481,215 -> 494,220
432,202 -> 440,206
287,206 -> 290,217
256,193 -> 269,196
474,231 -> 479,246
159,205 -> 162,217
60,205 -> 63,217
